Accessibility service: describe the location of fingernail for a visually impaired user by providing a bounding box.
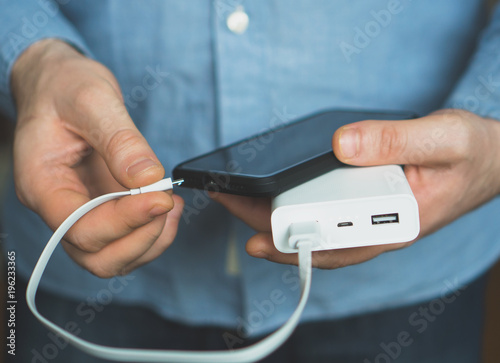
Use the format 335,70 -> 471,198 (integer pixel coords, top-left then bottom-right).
127,158 -> 159,179
339,127 -> 360,159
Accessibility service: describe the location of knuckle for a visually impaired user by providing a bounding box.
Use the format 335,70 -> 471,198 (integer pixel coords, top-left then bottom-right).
143,221 -> 165,242
105,128 -> 143,161
312,250 -> 345,269
72,82 -> 102,113
14,186 -> 29,208
64,228 -> 103,253
377,125 -> 407,160
13,171 -> 36,210
442,116 -> 473,160
86,261 -> 119,279
457,126 -> 475,159
71,80 -> 118,121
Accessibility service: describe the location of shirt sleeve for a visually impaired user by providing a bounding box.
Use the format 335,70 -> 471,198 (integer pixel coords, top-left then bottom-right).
0,0 -> 93,120
444,5 -> 500,120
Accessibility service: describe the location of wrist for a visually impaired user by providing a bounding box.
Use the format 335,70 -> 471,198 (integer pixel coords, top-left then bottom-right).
10,39 -> 83,109
489,118 -> 500,196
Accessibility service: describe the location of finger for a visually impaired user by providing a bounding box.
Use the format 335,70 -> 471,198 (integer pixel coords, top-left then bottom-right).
14,119 -> 171,247
61,191 -> 174,253
246,233 -> 298,263
57,75 -> 164,188
120,194 -> 185,274
13,115 -> 92,210
14,113 -> 173,257
246,233 -> 411,269
210,193 -> 272,232
332,112 -> 467,166
62,213 -> 169,278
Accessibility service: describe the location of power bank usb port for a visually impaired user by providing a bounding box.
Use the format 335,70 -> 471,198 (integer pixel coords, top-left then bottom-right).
337,221 -> 353,227
371,213 -> 399,225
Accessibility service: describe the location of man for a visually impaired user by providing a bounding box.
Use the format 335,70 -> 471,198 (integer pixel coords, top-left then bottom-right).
1,1 -> 500,362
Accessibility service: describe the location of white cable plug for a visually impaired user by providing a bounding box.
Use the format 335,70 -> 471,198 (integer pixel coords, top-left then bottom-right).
130,178 -> 183,195
288,221 -> 322,250
26,177 -> 315,363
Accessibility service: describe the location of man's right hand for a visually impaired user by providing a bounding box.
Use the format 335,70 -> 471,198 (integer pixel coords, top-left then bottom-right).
11,39 -> 183,278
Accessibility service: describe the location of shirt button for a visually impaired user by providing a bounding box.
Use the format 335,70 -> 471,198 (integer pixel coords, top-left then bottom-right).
226,6 -> 249,34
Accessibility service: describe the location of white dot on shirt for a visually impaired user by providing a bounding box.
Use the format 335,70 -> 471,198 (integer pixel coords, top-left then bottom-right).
227,6 -> 249,34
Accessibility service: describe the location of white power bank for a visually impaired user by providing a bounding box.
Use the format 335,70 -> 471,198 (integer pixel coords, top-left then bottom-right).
271,165 -> 420,253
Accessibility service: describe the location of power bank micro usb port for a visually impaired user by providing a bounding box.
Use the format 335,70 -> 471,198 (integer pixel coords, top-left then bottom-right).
337,221 -> 353,227
371,213 -> 399,225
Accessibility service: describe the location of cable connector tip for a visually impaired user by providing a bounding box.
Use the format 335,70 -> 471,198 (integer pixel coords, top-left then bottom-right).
130,177 -> 183,195
172,178 -> 184,186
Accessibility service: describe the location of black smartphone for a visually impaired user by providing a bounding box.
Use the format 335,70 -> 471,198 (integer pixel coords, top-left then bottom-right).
172,109 -> 417,197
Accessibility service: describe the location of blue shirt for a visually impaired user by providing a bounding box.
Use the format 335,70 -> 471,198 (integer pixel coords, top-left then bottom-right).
1,0 -> 500,337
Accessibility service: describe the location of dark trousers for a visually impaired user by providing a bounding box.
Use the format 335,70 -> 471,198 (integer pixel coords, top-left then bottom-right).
7,274 -> 487,363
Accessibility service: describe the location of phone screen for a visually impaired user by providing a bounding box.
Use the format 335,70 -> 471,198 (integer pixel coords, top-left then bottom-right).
173,109 -> 416,196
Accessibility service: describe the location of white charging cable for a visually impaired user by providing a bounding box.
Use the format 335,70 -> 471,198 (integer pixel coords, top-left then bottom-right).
26,177 -> 315,363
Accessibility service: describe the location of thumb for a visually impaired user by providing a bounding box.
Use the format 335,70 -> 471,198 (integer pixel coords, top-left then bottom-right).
332,113 -> 455,166
61,82 -> 164,188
